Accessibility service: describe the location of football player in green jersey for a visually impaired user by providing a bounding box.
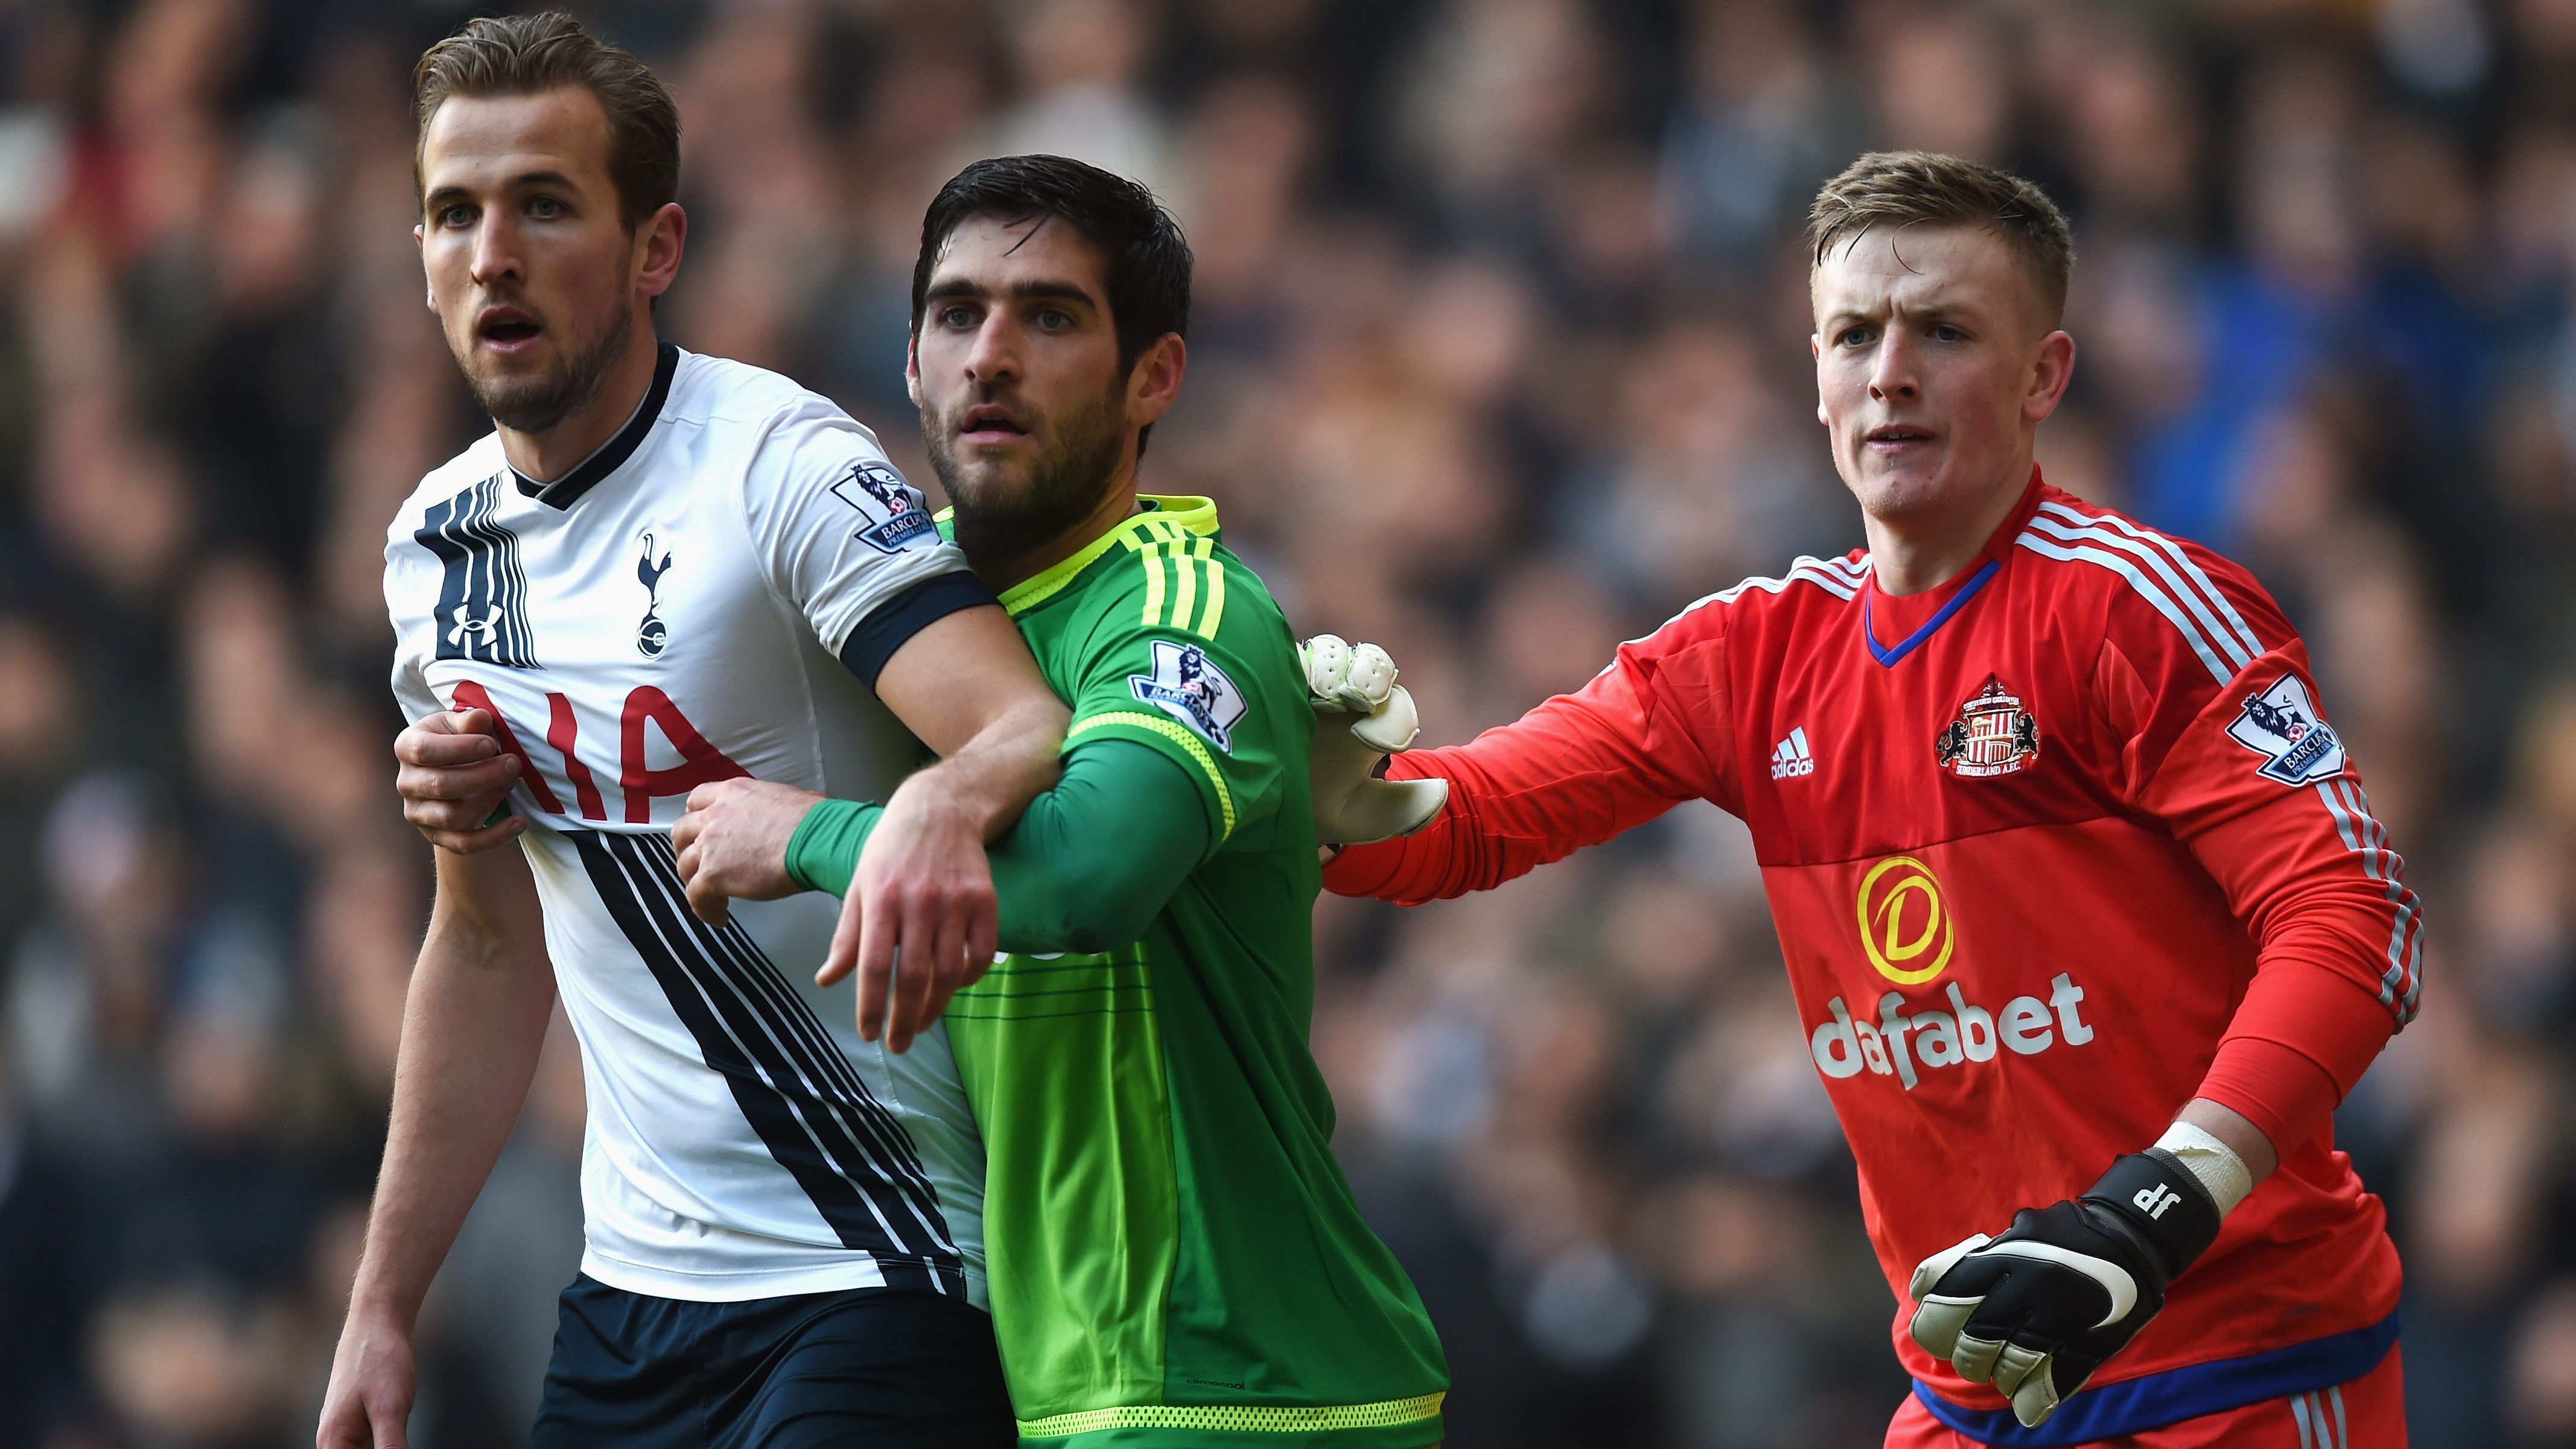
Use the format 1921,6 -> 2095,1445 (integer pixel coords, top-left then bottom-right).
671,156 -> 1451,1448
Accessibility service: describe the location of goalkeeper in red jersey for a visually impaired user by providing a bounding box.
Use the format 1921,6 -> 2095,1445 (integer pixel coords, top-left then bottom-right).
1326,151 -> 2417,1448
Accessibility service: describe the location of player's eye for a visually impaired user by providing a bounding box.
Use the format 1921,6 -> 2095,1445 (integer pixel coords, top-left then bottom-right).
1035,309 -> 1072,331
1839,326 -> 1874,347
529,195 -> 565,220
940,305 -> 978,328
1930,323 -> 1967,342
439,204 -> 474,228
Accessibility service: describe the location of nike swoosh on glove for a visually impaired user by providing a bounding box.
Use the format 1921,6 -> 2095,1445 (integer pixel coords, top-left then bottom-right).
1907,1150 -> 2224,1428
1299,633 -> 1448,845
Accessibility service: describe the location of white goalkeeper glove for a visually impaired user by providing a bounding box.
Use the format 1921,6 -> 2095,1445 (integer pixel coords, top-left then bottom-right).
1299,634 -> 1449,846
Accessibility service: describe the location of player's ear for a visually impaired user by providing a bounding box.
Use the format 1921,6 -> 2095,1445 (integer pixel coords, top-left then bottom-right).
636,202 -> 686,300
1125,333 -> 1186,431
1811,332 -> 1830,428
2024,329 -> 2075,425
904,332 -> 923,410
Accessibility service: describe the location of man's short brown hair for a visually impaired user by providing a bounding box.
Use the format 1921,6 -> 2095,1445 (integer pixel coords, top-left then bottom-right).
413,11 -> 679,233
1808,151 -> 2075,325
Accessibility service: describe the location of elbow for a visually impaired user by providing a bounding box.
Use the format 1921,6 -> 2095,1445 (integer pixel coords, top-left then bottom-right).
1053,864 -> 1163,955
995,863 -> 1159,956
1010,694 -> 1072,753
1056,895 -> 1159,956
1057,921 -> 1135,957
1006,908 -> 1146,959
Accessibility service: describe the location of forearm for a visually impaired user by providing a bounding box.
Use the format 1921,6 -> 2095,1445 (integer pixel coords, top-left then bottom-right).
347,858 -> 555,1326
872,602 -> 1069,840
2187,954 -> 2391,1168
2151,690 -> 2420,1167
914,690 -> 1068,842
791,740 -> 1204,954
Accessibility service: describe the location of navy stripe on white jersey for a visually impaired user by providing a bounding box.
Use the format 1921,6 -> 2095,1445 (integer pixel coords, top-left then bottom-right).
416,472 -> 541,668
575,831 -> 968,1294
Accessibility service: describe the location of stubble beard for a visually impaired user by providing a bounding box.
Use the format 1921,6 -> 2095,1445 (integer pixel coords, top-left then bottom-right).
929,385 -> 1127,569
460,302 -> 635,436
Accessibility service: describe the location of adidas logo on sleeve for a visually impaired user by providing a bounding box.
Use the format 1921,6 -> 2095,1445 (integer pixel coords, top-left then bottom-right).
1772,726 -> 1816,779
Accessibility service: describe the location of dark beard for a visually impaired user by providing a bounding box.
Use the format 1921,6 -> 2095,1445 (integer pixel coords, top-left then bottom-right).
462,304 -> 634,435
930,390 -> 1126,568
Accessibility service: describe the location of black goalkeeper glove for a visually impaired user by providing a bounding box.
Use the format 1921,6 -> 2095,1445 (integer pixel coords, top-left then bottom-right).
1906,1150 -> 2224,1428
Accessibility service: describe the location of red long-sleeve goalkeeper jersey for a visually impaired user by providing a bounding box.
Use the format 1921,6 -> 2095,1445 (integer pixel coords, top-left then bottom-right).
1329,477 -> 2413,1441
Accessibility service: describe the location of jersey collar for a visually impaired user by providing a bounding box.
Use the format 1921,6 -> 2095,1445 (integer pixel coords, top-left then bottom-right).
512,340 -> 680,510
941,495 -> 1218,617
1860,467 -> 2044,667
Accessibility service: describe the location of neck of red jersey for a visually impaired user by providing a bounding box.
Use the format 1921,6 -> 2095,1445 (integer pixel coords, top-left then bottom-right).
1865,463 -> 2047,598
1863,469 -> 2047,659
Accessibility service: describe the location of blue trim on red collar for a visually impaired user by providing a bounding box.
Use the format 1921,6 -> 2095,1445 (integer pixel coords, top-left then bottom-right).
1865,556 -> 2001,667
1910,1313 -> 2400,1446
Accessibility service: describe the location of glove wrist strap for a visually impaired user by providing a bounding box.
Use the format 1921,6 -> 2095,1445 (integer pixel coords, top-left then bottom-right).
2081,1150 -> 2222,1281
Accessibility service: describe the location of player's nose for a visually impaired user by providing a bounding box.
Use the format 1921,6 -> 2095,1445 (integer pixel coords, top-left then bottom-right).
467,212 -> 524,287
1866,336 -> 1919,400
961,315 -> 1020,384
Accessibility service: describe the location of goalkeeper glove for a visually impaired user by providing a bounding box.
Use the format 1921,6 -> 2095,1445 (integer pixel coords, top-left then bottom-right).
1907,1124 -> 2250,1428
1299,633 -> 1448,846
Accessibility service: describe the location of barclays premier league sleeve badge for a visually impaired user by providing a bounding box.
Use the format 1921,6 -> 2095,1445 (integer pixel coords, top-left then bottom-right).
831,461 -> 938,554
1131,639 -> 1247,753
2227,674 -> 2347,785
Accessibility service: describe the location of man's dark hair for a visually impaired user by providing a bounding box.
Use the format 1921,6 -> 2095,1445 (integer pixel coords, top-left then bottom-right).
912,155 -> 1192,449
1809,150 -> 2075,326
413,11 -> 679,233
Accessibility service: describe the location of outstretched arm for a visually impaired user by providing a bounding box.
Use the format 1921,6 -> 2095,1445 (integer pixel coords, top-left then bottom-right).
1325,650 -> 1719,904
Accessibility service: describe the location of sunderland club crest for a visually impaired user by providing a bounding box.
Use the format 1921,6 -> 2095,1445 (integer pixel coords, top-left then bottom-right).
1936,674 -> 2040,779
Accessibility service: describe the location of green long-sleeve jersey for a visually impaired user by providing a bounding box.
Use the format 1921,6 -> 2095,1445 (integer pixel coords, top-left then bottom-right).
795,496 -> 1447,1448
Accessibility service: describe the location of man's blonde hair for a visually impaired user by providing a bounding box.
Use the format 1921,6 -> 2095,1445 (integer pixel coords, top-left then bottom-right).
1808,151 -> 2075,325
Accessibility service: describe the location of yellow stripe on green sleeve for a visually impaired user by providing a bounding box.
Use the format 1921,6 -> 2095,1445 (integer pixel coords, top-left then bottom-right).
1068,711 -> 1235,842
1169,536 -> 1199,633
1191,536 -> 1225,638
1138,539 -> 1166,626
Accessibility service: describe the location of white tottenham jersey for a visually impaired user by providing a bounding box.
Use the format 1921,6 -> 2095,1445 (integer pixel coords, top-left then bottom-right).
384,343 -> 995,1305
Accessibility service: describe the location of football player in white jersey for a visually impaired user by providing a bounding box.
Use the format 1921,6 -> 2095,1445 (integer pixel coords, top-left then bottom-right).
318,14 -> 1052,1448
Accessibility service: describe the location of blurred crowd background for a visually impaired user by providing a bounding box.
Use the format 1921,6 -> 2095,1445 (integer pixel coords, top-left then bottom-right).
1,0 -> 2572,1445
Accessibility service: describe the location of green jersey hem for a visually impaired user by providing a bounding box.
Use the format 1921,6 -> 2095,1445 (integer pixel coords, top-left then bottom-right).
1020,1392 -> 1445,1447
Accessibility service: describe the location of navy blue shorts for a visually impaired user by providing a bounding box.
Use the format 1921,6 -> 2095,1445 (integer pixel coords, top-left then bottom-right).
532,1275 -> 1015,1448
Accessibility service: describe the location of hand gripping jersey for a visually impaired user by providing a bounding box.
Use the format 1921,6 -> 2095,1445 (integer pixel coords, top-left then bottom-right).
947,498 -> 1448,1447
1329,478 -> 2414,1441
383,343 -> 996,1304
